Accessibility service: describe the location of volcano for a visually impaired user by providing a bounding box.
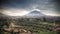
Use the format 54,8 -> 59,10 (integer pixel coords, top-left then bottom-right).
23,10 -> 45,18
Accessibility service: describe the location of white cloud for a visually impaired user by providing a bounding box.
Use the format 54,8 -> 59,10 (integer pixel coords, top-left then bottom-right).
41,10 -> 60,16
2,9 -> 30,16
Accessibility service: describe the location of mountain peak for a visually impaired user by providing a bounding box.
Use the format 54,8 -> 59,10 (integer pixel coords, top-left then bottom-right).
23,10 -> 45,18
30,10 -> 41,14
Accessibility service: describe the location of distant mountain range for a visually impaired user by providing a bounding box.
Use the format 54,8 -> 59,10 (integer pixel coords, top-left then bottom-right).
0,10 -> 60,19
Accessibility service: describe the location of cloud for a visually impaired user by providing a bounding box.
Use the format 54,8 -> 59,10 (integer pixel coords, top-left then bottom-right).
1,0 -> 51,10
2,9 -> 30,16
0,0 -> 60,16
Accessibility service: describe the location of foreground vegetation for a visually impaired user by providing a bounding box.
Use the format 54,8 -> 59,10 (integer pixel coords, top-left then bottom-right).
0,18 -> 57,34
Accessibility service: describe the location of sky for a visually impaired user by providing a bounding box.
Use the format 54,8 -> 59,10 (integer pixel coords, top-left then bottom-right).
0,0 -> 60,16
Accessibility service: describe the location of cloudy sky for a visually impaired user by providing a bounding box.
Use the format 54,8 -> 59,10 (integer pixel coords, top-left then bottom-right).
0,0 -> 60,16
